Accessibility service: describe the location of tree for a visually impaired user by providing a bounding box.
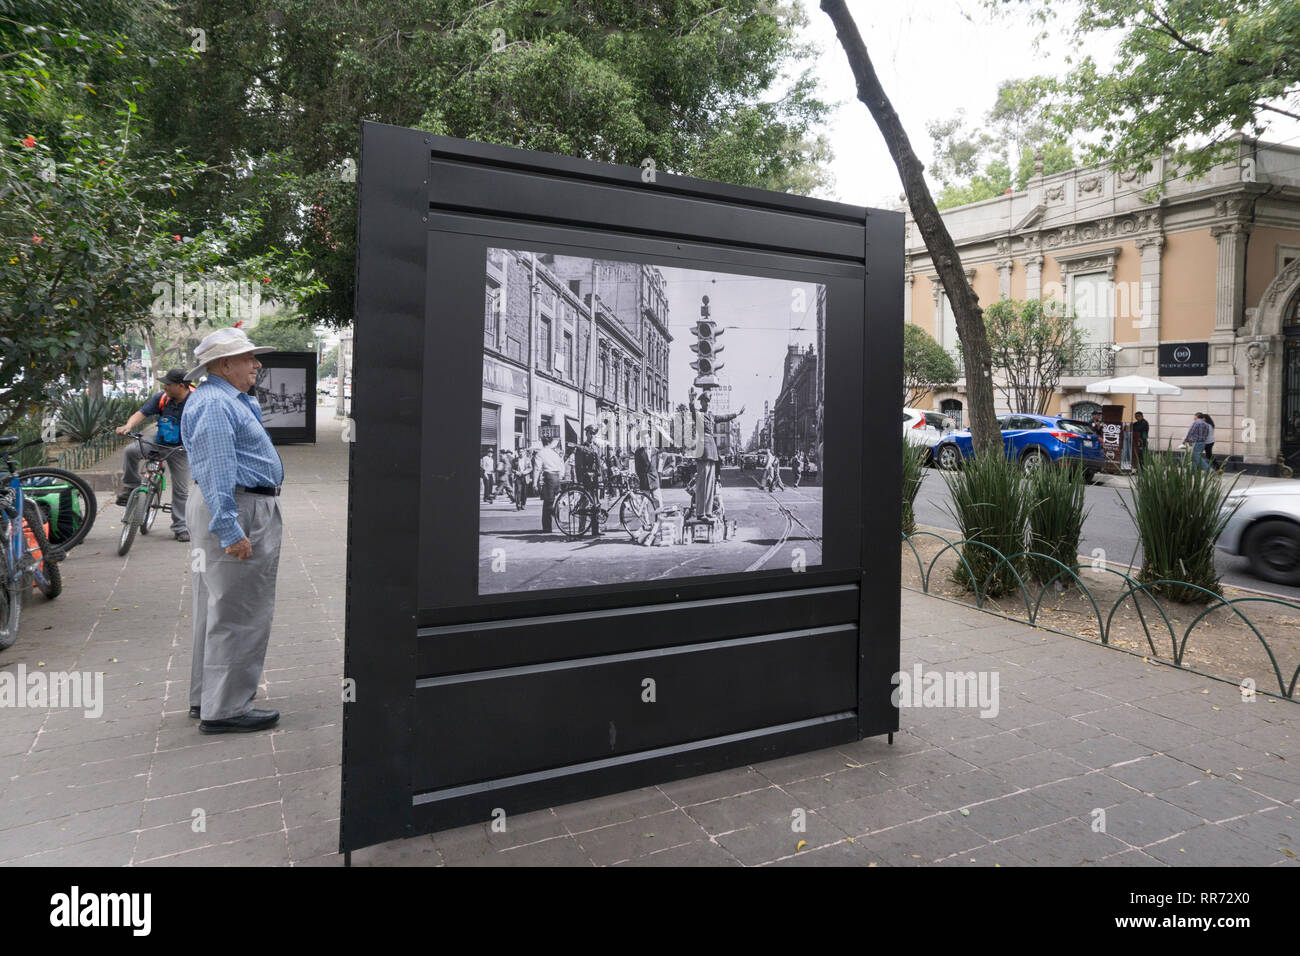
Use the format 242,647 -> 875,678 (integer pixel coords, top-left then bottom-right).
0,6 -> 319,431
929,77 -> 1075,209
997,0 -> 1300,185
318,346 -> 337,378
248,311 -> 314,352
129,0 -> 835,329
820,0 -> 1000,453
902,324 -> 958,407
982,298 -> 1086,415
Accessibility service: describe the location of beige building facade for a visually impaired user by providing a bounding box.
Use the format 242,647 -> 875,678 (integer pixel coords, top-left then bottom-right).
905,136 -> 1300,473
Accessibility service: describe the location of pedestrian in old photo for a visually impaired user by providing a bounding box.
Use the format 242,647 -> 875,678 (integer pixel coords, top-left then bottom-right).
634,429 -> 663,511
575,424 -> 603,537
791,450 -> 805,488
481,450 -> 495,502
535,436 -> 564,532
181,327 -> 284,733
514,448 -> 532,511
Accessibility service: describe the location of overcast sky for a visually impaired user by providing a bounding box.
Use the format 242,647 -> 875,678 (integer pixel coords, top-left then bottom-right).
660,267 -> 819,436
796,0 -> 1300,209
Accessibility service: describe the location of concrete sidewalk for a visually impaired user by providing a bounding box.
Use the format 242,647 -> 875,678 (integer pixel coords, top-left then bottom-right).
0,414 -> 1296,866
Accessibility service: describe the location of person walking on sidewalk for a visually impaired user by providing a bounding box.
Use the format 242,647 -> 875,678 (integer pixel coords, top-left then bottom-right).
1131,411 -> 1149,470
513,448 -> 532,511
1182,413 -> 1213,471
1201,413 -> 1217,468
574,425 -> 603,537
480,451 -> 495,502
114,369 -> 194,541
181,328 -> 284,734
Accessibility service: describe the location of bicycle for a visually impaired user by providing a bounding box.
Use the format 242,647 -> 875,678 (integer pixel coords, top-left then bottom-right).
18,463 -> 98,553
1,435 -> 63,651
553,472 -> 657,540
118,433 -> 184,557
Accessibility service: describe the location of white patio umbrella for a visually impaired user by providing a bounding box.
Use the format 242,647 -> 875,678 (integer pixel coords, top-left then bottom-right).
1085,375 -> 1182,396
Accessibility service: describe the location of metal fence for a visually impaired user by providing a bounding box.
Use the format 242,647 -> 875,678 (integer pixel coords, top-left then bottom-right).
903,529 -> 1300,700
55,431 -> 130,472
1061,344 -> 1117,377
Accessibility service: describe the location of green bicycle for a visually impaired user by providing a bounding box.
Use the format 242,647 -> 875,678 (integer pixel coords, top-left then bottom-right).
118,433 -> 183,556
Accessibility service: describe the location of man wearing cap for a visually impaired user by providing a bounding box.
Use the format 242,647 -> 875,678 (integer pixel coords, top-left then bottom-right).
181,327 -> 284,734
114,369 -> 194,541
574,424 -> 603,537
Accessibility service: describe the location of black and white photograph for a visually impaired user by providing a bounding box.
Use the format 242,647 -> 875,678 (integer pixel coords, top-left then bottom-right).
254,365 -> 309,429
479,247 -> 826,595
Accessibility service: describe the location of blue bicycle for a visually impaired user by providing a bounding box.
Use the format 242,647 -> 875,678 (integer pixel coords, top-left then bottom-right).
0,435 -> 63,651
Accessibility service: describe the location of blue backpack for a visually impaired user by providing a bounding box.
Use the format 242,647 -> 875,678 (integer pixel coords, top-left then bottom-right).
156,388 -> 192,444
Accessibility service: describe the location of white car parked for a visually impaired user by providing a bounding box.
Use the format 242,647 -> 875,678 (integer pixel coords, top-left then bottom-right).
903,407 -> 956,464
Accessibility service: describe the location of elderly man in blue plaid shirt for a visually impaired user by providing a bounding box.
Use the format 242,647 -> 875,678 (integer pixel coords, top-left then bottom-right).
181,327 -> 285,734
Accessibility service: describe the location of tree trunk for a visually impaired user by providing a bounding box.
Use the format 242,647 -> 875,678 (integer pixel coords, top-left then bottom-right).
820,0 -> 1000,455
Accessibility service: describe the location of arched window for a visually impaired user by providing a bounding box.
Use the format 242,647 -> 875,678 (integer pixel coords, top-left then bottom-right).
1071,400 -> 1101,422
940,398 -> 963,429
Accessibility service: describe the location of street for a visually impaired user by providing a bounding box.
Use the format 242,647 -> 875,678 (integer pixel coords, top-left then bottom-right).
913,470 -> 1300,602
479,466 -> 823,593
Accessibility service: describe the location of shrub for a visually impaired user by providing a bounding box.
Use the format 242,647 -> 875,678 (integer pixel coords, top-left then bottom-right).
943,450 -> 1031,597
57,391 -> 114,443
1119,445 -> 1241,603
1026,460 -> 1089,584
902,440 -> 928,536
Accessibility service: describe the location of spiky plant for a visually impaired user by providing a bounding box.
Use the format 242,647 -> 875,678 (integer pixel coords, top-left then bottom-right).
902,440 -> 928,536
943,450 -> 1031,597
1119,445 -> 1241,603
1026,460 -> 1089,585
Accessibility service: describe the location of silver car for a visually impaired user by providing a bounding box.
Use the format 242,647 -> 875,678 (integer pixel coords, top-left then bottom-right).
1217,481 -> 1300,585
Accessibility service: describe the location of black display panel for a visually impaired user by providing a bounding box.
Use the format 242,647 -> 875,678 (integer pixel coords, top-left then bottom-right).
252,350 -> 316,444
342,121 -> 902,854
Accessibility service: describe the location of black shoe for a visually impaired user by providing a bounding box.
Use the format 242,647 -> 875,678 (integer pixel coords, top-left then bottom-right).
199,709 -> 279,734
188,706 -> 200,718
175,530 -> 190,542
115,490 -> 132,506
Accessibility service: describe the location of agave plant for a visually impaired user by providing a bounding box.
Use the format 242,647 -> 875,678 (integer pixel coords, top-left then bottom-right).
942,450 -> 1031,597
1118,444 -> 1242,603
902,440 -> 928,536
1026,460 -> 1089,585
57,391 -> 114,444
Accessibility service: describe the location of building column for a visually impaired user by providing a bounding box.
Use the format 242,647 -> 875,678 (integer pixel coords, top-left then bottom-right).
1211,222 -> 1249,335
997,259 -> 1013,299
1134,235 -> 1163,347
903,273 -> 914,323
929,280 -> 944,349
1025,254 -> 1044,302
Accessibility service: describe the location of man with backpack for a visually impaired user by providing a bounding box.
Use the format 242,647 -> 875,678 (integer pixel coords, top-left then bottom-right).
114,369 -> 194,542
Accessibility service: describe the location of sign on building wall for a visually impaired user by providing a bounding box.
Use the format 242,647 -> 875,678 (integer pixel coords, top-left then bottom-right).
1158,342 -> 1209,377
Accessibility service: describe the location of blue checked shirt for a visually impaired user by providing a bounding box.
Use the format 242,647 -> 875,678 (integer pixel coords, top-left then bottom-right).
181,375 -> 284,548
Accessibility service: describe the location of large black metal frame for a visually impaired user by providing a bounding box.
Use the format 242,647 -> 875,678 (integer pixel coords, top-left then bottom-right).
341,121 -> 902,853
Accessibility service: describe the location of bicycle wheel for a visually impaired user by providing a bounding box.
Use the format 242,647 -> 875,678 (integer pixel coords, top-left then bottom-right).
0,513 -> 23,651
22,497 -> 61,600
117,488 -> 145,556
620,491 -> 656,536
552,489 -> 590,539
17,466 -> 98,552
140,486 -> 161,535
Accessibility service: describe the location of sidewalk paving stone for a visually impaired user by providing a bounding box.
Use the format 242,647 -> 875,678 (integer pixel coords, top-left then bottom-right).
2,416 -> 1296,866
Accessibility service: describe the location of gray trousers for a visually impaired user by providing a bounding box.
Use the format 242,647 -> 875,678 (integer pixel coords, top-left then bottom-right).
123,440 -> 190,533
188,490 -> 283,720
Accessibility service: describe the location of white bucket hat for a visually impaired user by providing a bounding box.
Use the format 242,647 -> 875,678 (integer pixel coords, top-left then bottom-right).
185,326 -> 274,381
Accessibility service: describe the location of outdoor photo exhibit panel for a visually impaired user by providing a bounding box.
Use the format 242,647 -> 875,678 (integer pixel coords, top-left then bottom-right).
252,350 -> 315,444
342,122 -> 902,853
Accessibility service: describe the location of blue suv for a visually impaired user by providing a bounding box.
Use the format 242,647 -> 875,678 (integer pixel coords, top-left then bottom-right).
933,413 -> 1104,475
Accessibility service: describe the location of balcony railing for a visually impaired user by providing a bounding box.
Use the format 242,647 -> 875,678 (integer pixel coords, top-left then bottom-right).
945,344 -> 1115,382
1061,344 -> 1116,377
